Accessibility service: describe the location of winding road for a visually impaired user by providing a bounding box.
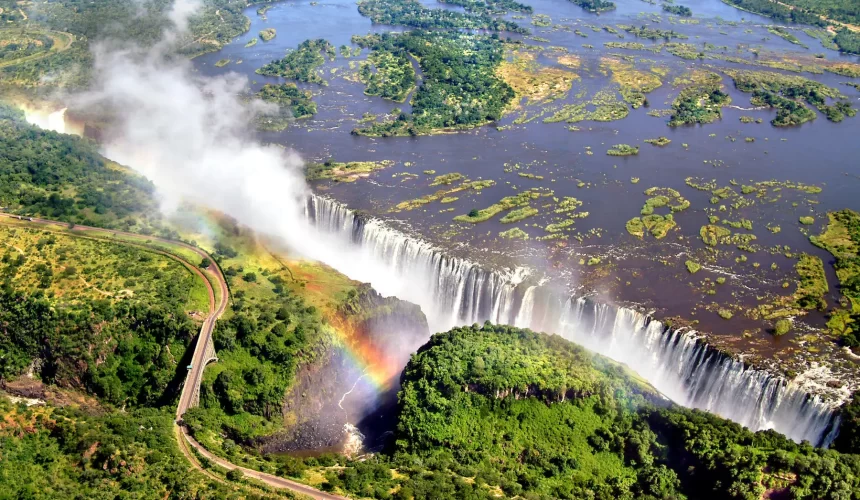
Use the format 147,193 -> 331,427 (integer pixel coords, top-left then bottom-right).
0,213 -> 345,500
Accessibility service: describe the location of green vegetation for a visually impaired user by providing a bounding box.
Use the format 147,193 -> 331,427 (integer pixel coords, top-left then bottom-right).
568,0 -> 617,13
0,225 -> 206,312
499,205 -> 539,223
256,39 -> 335,85
439,0 -> 533,15
700,224 -> 733,246
775,318 -> 791,335
544,88 -> 629,124
800,216 -> 816,225
617,24 -> 687,41
1,0 -> 264,87
0,402 -> 241,498
255,83 -> 316,131
669,82 -> 731,126
499,227 -> 529,240
768,26 -> 807,47
259,28 -> 276,42
357,0 -> 524,32
663,4 -> 692,16
335,325 -> 860,499
811,209 -> 860,347
644,136 -> 671,146
454,189 -> 543,223
793,253 -> 828,310
606,144 -> 639,156
245,37 -> 258,48
686,260 -> 701,273
352,31 -> 514,136
727,69 -> 855,126
359,49 -> 416,102
306,160 -> 394,182
834,28 -> 860,55
0,105 -> 161,232
627,187 -> 688,239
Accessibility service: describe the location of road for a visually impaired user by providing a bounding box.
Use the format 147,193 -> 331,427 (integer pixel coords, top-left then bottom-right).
0,213 -> 346,500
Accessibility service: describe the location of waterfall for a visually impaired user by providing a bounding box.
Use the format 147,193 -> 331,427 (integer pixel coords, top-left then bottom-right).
305,194 -> 842,446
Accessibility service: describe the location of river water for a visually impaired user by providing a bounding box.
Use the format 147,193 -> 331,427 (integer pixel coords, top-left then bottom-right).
191,0 -> 859,444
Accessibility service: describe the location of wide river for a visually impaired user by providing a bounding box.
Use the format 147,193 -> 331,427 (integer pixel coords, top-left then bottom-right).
193,0 -> 860,363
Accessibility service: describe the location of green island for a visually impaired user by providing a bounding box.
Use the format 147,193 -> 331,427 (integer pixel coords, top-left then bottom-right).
438,0 -> 533,15
256,38 -> 336,85
568,0 -> 616,14
669,76 -> 731,127
259,28 -> 276,42
306,160 -> 395,182
352,31 -> 514,136
606,143 -> 639,156
726,69 -> 856,125
255,83 -> 317,131
357,0 -> 525,33
663,4 -> 693,17
721,0 -> 860,54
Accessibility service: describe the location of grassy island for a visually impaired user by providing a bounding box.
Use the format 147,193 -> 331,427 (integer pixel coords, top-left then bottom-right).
259,28 -> 276,42
256,39 -> 335,85
255,83 -> 316,131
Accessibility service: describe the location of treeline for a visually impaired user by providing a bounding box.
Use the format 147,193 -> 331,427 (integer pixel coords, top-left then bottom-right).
357,0 -> 525,33
0,288 -> 197,407
1,0 -> 278,87
663,4 -> 692,17
811,209 -> 860,348
568,0 -> 616,13
256,39 -> 335,85
722,0 -> 860,54
256,83 -> 317,131
0,401 -> 252,498
0,105 -> 163,231
438,0 -> 533,15
184,266 -> 326,442
728,70 -> 856,126
351,31 -> 515,136
367,324 -> 859,499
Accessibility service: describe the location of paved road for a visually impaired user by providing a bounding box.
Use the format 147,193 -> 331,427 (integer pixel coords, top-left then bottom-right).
0,213 -> 346,500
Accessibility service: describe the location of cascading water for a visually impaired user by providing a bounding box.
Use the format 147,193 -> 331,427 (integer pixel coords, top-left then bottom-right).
305,194 -> 842,446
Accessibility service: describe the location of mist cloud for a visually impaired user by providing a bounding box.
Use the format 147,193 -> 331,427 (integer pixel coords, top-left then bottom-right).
69,2 -> 421,310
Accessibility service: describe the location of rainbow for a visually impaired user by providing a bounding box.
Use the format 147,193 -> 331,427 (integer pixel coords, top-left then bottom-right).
325,322 -> 402,392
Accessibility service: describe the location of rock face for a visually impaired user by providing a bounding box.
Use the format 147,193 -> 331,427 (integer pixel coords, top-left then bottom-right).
258,284 -> 429,455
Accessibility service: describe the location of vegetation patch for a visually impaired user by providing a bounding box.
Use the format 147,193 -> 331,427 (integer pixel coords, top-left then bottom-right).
644,136 -> 671,146
255,83 -> 316,131
607,144 -> 639,156
725,69 -> 855,126
793,253 -> 828,311
306,160 -> 394,182
259,28 -> 276,42
810,209 -> 860,347
669,81 -> 731,126
497,47 -> 578,106
545,88 -> 629,124
357,0 -> 524,32
358,49 -> 416,102
394,179 -> 495,211
455,189 -> 545,223
602,58 -> 663,108
256,39 -> 335,85
352,31 -> 514,136
568,0 -> 616,13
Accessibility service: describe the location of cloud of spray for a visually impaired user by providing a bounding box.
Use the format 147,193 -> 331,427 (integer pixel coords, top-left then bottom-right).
70,0 -> 430,321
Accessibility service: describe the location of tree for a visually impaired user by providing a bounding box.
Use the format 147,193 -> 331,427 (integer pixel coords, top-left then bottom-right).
199,257 -> 211,269
774,319 -> 791,336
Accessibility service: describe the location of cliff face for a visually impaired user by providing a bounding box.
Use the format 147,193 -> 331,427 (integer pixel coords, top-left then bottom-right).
258,284 -> 429,455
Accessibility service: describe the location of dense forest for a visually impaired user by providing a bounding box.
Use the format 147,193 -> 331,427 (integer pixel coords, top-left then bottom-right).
0,104 -> 166,232
0,0 -> 276,87
0,401 -> 260,498
352,31 -> 515,136
256,83 -> 317,131
257,39 -> 336,84
722,0 -> 860,54
357,0 -> 525,33
438,0 -> 533,15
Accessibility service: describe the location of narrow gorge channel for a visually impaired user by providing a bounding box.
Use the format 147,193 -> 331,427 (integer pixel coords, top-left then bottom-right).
305,194 -> 843,447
